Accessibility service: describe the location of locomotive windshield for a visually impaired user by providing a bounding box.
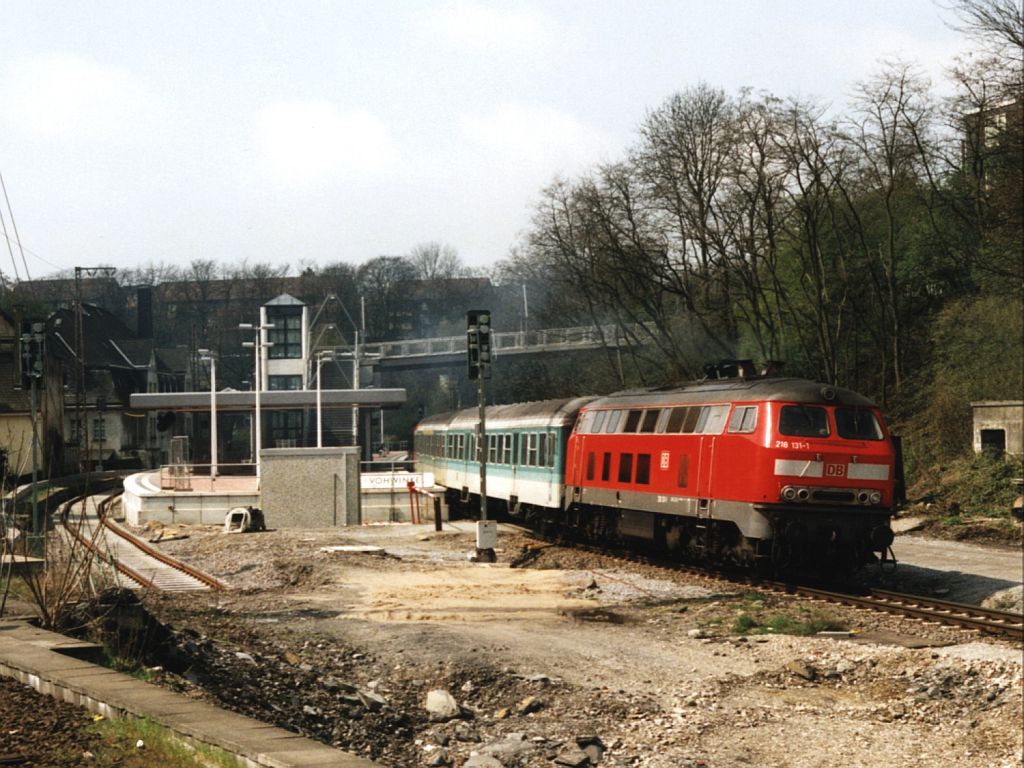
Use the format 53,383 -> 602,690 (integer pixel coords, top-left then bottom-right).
778,405 -> 830,437
835,408 -> 884,440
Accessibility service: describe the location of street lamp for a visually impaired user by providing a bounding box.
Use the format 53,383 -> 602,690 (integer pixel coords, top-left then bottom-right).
198,349 -> 217,479
315,350 -> 336,448
239,322 -> 274,483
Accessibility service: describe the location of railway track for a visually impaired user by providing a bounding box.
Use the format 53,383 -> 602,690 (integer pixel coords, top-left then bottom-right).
63,493 -> 225,593
519,525 -> 1024,642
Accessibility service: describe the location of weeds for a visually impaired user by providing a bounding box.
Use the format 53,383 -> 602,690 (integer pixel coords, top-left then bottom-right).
87,716 -> 239,768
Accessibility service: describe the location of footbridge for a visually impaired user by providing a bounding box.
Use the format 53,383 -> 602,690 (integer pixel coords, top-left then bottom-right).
362,323 -> 645,371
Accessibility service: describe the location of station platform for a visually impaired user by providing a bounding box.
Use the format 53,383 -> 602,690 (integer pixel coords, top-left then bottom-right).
0,619 -> 378,767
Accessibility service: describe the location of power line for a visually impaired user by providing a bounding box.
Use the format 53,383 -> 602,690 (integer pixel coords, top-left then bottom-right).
0,171 -> 33,285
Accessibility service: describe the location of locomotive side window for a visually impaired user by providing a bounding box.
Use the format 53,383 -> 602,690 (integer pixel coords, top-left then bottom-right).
601,452 -> 611,481
623,409 -> 643,433
604,410 -> 622,433
640,409 -> 661,433
636,454 -> 651,484
586,452 -> 595,480
682,407 -> 701,433
677,454 -> 689,487
592,410 -> 607,433
666,407 -> 688,432
779,405 -> 830,437
728,405 -> 758,434
618,453 -> 633,483
835,408 -> 883,440
655,408 -> 671,433
699,404 -> 730,434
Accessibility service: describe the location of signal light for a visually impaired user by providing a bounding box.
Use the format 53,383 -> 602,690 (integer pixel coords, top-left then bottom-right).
466,309 -> 492,380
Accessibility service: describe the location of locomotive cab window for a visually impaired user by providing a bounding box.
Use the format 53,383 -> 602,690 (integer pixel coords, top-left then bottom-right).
779,405 -> 830,437
835,408 -> 883,440
728,405 -> 758,434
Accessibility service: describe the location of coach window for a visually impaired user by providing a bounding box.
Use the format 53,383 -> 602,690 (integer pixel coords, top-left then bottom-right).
640,409 -> 661,433
592,410 -> 607,433
548,431 -> 557,466
602,452 -> 612,481
488,434 -> 498,463
618,453 -> 633,483
524,433 -> 536,466
636,454 -> 651,484
779,405 -> 830,437
504,434 -> 514,464
586,452 -> 595,481
623,409 -> 643,433
728,405 -> 758,434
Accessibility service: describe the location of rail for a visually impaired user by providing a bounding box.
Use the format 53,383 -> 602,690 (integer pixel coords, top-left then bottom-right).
62,492 -> 225,592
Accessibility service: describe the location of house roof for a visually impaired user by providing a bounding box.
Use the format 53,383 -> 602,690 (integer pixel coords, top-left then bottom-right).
265,292 -> 305,306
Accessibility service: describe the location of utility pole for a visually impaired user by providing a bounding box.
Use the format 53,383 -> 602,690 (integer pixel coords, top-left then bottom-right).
467,310 -> 495,562
74,266 -> 115,472
19,321 -> 44,550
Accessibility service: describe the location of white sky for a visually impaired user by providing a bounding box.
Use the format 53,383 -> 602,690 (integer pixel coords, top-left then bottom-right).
0,0 -> 969,280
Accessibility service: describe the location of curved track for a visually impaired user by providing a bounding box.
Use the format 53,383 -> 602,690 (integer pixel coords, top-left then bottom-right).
519,524 -> 1024,642
63,493 -> 225,592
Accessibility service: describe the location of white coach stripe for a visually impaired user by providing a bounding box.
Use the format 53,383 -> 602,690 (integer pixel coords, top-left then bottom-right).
847,463 -> 890,481
774,459 -> 824,478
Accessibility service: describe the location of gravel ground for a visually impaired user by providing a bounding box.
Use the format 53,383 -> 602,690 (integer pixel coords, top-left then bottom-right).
2,522 -> 1022,768
0,676 -> 104,766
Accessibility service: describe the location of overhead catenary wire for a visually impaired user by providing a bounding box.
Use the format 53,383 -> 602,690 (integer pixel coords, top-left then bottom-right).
0,171 -> 33,288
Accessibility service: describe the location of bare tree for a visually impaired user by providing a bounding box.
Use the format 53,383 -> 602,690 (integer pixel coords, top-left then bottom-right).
408,242 -> 467,280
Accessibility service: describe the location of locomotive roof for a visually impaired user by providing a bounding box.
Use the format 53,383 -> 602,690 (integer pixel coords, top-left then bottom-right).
415,396 -> 596,432
586,377 -> 877,409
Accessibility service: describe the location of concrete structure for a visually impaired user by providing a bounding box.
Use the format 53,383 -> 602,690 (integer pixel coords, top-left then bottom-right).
0,619 -> 378,767
260,447 -> 361,527
971,401 -> 1024,457
122,472 -> 261,526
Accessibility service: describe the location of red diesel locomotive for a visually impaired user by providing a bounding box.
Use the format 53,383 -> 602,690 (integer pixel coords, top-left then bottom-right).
562,374 -> 898,569
415,366 -> 899,571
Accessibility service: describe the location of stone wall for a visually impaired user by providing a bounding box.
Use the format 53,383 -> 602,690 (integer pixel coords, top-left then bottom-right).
261,447 -> 361,527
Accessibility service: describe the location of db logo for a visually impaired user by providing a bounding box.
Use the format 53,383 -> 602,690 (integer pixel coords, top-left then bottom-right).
660,451 -> 670,470
825,463 -> 846,477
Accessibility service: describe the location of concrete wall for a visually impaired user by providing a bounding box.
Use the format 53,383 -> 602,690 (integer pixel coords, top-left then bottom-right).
122,472 -> 260,526
972,401 -> 1024,457
261,446 -> 360,527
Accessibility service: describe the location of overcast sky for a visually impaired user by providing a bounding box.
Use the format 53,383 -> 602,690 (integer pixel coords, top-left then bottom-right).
1,0 -> 969,282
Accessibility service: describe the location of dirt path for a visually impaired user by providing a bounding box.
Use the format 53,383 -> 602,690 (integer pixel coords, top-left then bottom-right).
138,522 -> 1023,767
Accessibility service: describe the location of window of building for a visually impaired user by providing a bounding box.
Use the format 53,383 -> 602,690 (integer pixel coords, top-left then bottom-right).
270,411 -> 302,446
267,308 -> 302,359
980,428 -> 1006,456
268,375 -> 302,391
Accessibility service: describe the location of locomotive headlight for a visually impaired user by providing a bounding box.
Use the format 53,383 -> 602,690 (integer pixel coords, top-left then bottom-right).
781,486 -> 797,501
869,490 -> 882,505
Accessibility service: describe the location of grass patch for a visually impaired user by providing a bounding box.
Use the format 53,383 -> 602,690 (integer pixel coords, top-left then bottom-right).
731,606 -> 848,636
87,716 -> 239,768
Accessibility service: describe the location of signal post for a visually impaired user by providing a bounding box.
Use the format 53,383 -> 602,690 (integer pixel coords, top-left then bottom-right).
467,310 -> 496,563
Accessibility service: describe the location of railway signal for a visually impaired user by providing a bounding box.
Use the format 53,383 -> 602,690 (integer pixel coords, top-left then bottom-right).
466,310 -> 496,562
